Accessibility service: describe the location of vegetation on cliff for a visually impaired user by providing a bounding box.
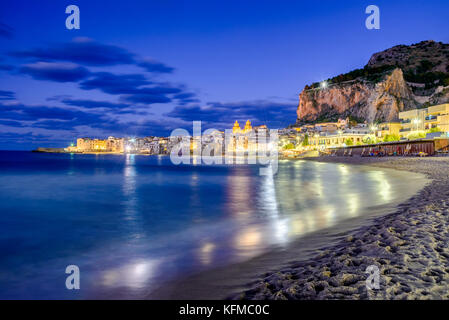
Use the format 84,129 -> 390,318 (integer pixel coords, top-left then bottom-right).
297,40 -> 449,124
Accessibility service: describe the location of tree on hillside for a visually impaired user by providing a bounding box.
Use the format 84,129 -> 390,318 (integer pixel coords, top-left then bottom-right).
302,134 -> 309,146
383,134 -> 401,142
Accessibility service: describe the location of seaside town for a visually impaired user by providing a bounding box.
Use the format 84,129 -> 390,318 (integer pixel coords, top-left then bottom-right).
4,0 -> 449,303
49,103 -> 449,158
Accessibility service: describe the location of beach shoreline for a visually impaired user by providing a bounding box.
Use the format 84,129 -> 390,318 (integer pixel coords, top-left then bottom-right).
234,156 -> 449,300
142,156 -> 449,300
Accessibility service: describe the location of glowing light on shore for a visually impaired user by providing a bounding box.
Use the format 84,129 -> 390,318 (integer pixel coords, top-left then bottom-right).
369,171 -> 392,202
199,242 -> 215,265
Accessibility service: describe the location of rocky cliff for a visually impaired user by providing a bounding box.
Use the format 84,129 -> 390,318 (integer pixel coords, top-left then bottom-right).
297,40 -> 449,124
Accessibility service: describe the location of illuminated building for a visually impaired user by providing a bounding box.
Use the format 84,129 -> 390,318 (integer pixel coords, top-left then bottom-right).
232,121 -> 241,134
399,103 -> 449,134
376,122 -> 402,138
243,120 -> 252,133
308,133 -> 366,150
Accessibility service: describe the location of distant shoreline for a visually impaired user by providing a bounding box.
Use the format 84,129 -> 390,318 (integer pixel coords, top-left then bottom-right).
32,148 -> 160,156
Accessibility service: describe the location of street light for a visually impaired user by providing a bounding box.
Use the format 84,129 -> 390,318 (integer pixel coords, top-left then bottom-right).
320,81 -> 328,89
413,118 -> 421,131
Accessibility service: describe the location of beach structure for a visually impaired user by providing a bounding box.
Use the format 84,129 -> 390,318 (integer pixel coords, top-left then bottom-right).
328,139 -> 449,157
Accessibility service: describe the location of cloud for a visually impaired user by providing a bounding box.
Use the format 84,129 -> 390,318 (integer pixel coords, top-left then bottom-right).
46,94 -> 73,102
20,62 -> 90,82
165,100 -> 297,129
0,101 -> 145,134
79,72 -> 187,105
0,131 -> 73,150
0,119 -> 24,127
7,38 -> 198,109
173,92 -> 200,105
138,58 -> 175,73
79,72 -> 150,94
0,90 -> 15,100
0,102 -> 94,122
0,64 -> 14,71
10,37 -> 135,66
62,98 -> 131,110
121,93 -> 172,104
0,22 -> 14,39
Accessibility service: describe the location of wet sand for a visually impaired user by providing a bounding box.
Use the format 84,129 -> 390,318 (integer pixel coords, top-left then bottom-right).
147,157 -> 439,300
237,156 -> 449,300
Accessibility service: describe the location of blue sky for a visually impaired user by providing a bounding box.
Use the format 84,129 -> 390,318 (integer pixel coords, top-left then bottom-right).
1,0 -> 449,149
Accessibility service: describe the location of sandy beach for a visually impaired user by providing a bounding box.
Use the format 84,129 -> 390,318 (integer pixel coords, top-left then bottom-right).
236,156 -> 449,300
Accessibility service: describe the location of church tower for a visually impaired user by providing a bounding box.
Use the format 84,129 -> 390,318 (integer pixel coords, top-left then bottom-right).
232,121 -> 241,134
243,120 -> 252,133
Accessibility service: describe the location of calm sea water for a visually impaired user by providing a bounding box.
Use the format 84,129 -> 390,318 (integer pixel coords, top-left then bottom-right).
0,151 -> 425,299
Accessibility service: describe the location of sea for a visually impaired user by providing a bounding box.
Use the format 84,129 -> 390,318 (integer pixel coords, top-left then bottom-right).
0,151 -> 426,299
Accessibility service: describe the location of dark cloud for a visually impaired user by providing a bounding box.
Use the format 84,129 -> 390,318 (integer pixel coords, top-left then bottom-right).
0,64 -> 14,71
173,92 -> 200,105
20,62 -> 90,82
0,101 -> 145,134
165,100 -> 297,129
6,38 -> 198,109
136,86 -> 182,95
0,90 -> 15,100
0,99 -> 184,141
0,102 -> 92,121
138,59 -> 175,73
79,72 -> 187,105
0,22 -> 14,39
79,72 -> 150,94
62,98 -> 131,110
0,131 -> 72,150
122,93 -> 172,104
0,119 -> 24,127
10,37 -> 135,66
46,95 -> 73,102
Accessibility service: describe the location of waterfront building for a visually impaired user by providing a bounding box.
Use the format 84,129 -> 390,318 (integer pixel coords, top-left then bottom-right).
344,123 -> 370,135
308,132 -> 366,150
399,103 -> 449,134
298,118 -> 349,134
376,122 -> 402,138
107,136 -> 124,153
74,137 -> 123,153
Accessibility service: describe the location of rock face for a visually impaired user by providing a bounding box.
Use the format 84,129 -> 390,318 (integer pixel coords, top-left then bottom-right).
297,69 -> 417,123
297,40 -> 449,124
365,68 -> 417,122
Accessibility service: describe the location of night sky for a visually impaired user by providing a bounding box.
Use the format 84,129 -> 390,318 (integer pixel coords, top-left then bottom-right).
1,0 -> 448,150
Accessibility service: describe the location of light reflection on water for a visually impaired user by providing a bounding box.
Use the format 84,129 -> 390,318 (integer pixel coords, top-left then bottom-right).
0,153 -> 426,299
